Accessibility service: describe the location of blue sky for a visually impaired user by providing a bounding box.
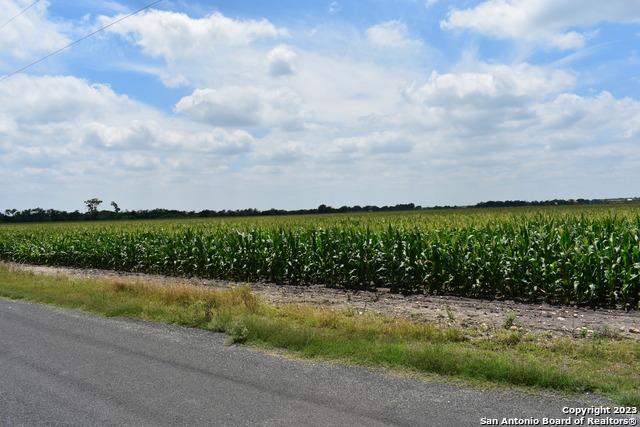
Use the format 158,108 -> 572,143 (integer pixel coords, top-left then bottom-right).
1,0 -> 640,212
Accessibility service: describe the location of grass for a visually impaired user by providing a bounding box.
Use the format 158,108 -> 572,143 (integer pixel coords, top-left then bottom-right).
1,263 -> 639,408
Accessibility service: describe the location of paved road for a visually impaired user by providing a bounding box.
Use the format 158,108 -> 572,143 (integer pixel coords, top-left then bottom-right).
0,298 -> 636,426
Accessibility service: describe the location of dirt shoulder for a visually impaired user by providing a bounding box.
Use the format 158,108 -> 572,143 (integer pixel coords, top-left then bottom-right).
5,261 -> 640,340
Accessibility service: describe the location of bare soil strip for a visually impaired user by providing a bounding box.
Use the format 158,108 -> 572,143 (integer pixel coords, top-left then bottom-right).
6,261 -> 640,339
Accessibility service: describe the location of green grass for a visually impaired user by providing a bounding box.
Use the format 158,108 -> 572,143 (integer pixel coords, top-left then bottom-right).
1,263 -> 638,408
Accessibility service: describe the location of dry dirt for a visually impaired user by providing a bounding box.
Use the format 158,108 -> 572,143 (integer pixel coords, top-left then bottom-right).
6,261 -> 640,340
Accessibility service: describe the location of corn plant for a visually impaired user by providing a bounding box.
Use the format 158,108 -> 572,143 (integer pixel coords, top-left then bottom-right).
1,205 -> 639,308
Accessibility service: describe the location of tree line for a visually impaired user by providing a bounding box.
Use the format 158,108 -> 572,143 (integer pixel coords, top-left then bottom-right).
1,198 -> 637,223
0,200 -> 423,223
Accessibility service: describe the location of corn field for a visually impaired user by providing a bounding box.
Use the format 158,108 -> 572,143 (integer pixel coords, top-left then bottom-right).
1,205 -> 639,308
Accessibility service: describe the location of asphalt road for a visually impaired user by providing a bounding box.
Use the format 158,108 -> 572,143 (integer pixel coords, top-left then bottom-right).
1,298 -> 637,427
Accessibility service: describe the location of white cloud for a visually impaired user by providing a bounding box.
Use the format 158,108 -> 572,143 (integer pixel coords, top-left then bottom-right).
392,62 -> 575,136
119,154 -> 161,171
407,63 -> 574,106
442,0 -> 640,50
80,121 -> 158,150
182,129 -> 254,155
289,51 -> 418,126
249,139 -> 304,165
80,120 -> 254,155
2,144 -> 71,169
361,62 -> 640,190
527,91 -> 640,150
268,45 -> 297,77
0,0 -> 69,63
174,86 -> 310,130
0,74 -> 254,189
3,4 -> 640,211
97,10 -> 290,88
98,10 -> 423,126
0,74 -> 133,123
366,20 -> 422,48
102,10 -> 288,60
0,113 -> 16,134
332,131 -> 414,157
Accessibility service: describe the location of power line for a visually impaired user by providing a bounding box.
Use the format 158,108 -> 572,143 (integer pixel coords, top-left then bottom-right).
0,0 -> 40,31
0,0 -> 163,83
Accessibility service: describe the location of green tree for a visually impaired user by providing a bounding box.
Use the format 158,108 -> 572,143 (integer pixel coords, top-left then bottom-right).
84,198 -> 102,214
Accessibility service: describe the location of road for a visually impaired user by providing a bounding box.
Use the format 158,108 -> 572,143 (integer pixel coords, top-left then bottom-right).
0,298 -> 636,426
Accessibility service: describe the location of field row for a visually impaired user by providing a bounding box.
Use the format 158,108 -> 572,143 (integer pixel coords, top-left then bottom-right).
1,213 -> 639,308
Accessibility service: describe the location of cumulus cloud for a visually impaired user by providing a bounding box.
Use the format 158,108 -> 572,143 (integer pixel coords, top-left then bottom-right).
0,0 -> 69,62
442,0 -> 640,49
363,61 -> 640,183
80,121 -> 158,150
268,45 -> 297,77
174,86 -> 309,130
366,20 -> 422,48
102,10 -> 288,60
405,63 -> 575,107
80,120 -> 254,155
392,62 -> 575,137
3,3 -> 640,211
97,9 -> 292,88
0,73 -> 254,191
527,91 -> 640,150
0,74 -> 133,123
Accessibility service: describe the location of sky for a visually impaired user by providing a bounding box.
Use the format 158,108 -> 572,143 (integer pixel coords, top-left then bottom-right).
1,0 -> 640,212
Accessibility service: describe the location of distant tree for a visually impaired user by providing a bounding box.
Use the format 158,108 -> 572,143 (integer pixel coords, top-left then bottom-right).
111,201 -> 120,214
318,204 -> 335,214
84,198 -> 103,214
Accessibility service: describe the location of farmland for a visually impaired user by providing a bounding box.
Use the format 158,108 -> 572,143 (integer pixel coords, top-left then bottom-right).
0,204 -> 639,308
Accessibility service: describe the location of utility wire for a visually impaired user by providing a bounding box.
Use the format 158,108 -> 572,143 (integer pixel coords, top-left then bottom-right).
0,0 -> 40,31
0,0 -> 163,83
